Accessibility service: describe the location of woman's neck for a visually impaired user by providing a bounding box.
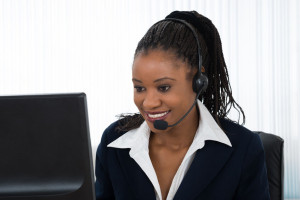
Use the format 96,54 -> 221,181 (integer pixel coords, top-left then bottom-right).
150,106 -> 199,150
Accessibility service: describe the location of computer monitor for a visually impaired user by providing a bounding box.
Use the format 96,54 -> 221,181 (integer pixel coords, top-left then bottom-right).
0,93 -> 95,200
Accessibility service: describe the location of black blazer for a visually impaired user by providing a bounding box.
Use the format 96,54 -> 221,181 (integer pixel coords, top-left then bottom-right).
95,118 -> 270,200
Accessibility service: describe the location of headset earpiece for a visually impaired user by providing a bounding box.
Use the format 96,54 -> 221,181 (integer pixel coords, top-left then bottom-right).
193,72 -> 208,93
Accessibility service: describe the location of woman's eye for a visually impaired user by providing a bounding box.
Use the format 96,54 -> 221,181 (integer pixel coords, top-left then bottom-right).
158,85 -> 170,92
134,86 -> 145,93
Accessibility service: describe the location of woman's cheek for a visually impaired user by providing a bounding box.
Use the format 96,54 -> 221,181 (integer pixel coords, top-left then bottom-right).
133,93 -> 143,109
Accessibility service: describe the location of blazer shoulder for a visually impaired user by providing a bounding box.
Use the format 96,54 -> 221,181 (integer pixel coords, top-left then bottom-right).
219,118 -> 262,149
101,120 -> 127,145
220,118 -> 253,136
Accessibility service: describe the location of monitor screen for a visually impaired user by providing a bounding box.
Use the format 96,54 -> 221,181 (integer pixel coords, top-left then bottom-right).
0,93 -> 95,200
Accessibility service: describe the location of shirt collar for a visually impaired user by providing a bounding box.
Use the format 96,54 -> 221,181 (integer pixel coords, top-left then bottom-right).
107,100 -> 232,152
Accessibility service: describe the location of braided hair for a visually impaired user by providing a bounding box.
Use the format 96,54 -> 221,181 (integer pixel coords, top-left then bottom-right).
116,11 -> 245,132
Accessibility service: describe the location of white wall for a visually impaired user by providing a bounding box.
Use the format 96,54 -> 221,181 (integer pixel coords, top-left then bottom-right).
0,0 -> 299,198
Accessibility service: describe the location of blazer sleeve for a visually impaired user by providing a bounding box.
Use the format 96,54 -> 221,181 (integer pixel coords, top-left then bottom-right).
234,133 -> 270,200
95,128 -> 115,200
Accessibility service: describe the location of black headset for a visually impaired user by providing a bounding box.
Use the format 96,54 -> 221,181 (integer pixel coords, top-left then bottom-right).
154,18 -> 208,95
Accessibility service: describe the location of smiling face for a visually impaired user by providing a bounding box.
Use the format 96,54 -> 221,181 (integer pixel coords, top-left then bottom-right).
132,50 -> 198,133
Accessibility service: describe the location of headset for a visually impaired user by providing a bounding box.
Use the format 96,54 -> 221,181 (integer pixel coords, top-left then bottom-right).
153,17 -> 209,130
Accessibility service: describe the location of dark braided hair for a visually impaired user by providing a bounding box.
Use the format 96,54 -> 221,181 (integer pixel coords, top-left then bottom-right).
116,11 -> 245,132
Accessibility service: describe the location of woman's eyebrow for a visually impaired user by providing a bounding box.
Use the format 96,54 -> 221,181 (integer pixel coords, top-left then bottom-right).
154,77 -> 176,83
132,78 -> 142,83
132,77 -> 176,83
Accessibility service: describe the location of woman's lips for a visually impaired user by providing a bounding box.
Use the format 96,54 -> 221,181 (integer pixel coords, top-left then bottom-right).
144,111 -> 170,123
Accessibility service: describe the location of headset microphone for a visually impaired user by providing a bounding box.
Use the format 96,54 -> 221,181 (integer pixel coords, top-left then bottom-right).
152,17 -> 209,131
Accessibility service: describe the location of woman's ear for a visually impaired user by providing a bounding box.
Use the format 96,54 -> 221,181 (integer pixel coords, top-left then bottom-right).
186,67 -> 198,81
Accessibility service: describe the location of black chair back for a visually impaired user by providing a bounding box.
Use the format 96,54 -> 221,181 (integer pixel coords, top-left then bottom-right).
256,132 -> 284,200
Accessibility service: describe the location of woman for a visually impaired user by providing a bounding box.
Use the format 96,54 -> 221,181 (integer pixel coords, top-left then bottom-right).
95,11 -> 270,200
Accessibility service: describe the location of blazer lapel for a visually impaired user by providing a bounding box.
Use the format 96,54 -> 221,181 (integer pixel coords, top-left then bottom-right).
173,141 -> 233,200
117,149 -> 156,200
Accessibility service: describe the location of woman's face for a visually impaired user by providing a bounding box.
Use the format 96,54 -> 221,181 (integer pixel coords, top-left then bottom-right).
132,50 -> 197,132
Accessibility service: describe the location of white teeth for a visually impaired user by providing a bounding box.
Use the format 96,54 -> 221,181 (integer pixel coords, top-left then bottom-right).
148,111 -> 168,119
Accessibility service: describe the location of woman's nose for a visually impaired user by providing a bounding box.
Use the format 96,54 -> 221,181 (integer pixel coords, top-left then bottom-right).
142,90 -> 161,109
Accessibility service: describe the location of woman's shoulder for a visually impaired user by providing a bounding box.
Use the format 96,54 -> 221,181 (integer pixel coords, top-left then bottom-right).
219,118 -> 262,149
100,119 -> 127,145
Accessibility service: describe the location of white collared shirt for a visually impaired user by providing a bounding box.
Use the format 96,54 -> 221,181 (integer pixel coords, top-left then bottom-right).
108,100 -> 232,200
